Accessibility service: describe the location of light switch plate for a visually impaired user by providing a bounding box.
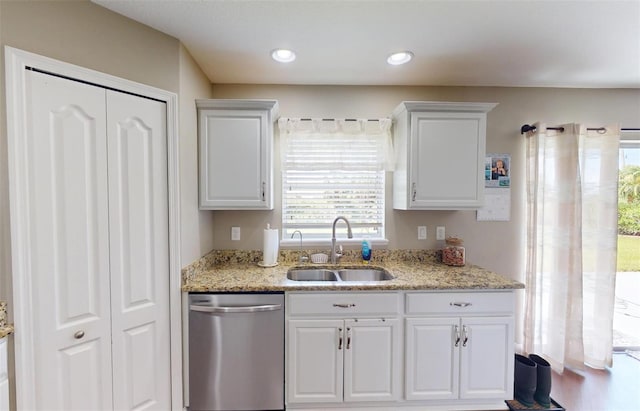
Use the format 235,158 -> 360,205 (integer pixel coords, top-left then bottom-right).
418,226 -> 427,240
436,226 -> 446,240
231,226 -> 241,241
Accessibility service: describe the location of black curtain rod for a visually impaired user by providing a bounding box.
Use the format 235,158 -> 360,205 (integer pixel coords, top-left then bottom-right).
520,124 -> 640,135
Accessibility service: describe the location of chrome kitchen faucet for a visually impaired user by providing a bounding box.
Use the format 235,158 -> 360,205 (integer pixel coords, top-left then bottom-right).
290,230 -> 308,263
331,216 -> 353,264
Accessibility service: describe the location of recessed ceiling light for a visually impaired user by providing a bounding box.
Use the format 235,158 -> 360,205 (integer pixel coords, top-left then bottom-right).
387,51 -> 414,65
271,48 -> 296,63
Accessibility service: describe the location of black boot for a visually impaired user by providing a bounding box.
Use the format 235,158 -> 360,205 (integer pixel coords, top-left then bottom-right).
529,354 -> 552,408
514,354 -> 537,407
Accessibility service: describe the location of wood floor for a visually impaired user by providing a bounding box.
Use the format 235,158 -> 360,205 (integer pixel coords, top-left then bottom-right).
549,352 -> 640,411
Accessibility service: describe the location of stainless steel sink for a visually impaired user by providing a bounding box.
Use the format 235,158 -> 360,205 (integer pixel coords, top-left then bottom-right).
286,269 -> 338,281
336,269 -> 393,281
286,267 -> 393,282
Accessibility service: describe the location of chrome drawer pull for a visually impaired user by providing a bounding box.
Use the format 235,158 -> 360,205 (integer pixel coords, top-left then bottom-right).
74,330 -> 85,339
333,303 -> 356,308
450,302 -> 472,307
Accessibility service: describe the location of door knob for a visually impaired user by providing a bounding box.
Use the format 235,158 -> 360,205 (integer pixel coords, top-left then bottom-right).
74,330 -> 85,339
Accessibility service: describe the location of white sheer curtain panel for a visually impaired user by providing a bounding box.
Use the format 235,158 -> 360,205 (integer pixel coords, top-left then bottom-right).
524,123 -> 620,372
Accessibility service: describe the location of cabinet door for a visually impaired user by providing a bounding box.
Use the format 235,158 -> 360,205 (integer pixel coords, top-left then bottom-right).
405,317 -> 459,400
287,320 -> 344,404
26,70 -> 114,410
199,108 -> 272,209
410,111 -> 486,209
343,319 -> 400,402
459,316 -> 514,400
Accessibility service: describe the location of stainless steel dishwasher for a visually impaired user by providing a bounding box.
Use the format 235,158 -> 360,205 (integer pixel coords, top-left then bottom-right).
188,293 -> 284,411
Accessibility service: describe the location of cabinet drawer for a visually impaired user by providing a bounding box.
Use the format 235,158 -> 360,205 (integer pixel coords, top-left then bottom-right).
406,291 -> 514,315
288,292 -> 400,316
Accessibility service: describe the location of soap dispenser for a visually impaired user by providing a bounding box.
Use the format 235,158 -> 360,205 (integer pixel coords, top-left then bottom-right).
361,240 -> 371,264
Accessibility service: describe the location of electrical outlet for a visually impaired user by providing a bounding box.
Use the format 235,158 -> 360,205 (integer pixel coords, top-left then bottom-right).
231,226 -> 241,241
436,226 -> 446,240
418,226 -> 427,240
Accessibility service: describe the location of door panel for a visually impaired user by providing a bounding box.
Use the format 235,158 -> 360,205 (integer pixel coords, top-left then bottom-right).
27,70 -> 113,409
287,319 -> 344,404
106,90 -> 171,410
59,340 -> 106,410
343,319 -> 400,402
459,317 -> 513,399
122,322 -> 157,409
405,317 -> 459,400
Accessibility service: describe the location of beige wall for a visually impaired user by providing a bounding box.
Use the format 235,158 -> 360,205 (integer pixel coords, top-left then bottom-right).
179,45 -> 215,265
209,84 -> 640,282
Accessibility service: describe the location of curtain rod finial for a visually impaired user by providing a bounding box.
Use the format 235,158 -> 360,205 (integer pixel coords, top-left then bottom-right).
521,124 -> 536,135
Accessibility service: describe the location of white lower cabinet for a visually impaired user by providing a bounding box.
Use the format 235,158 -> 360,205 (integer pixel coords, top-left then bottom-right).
0,337 -> 8,411
405,316 -> 514,401
288,319 -> 344,403
405,291 -> 515,409
286,290 -> 515,410
286,293 -> 401,406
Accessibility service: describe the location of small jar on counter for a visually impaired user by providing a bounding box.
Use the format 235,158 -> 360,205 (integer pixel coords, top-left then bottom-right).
442,237 -> 465,266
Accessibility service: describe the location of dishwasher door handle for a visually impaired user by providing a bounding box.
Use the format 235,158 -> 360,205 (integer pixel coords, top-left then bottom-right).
189,303 -> 282,313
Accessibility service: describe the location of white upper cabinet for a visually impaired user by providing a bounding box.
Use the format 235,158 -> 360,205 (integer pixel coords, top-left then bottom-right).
392,101 -> 497,210
197,99 -> 279,210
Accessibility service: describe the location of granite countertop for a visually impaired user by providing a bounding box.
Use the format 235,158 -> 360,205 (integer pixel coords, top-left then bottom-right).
182,250 -> 524,293
0,325 -> 14,339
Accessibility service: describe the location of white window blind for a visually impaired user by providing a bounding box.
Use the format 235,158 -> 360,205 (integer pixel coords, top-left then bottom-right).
279,118 -> 393,241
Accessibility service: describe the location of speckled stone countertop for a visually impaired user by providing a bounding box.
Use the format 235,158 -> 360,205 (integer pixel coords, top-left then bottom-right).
182,249 -> 524,292
0,301 -> 11,338
0,325 -> 14,339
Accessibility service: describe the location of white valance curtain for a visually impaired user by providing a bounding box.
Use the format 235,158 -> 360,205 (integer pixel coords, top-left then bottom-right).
523,123 -> 620,371
278,118 -> 395,171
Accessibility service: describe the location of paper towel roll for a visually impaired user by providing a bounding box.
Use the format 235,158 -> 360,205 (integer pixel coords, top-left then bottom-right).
262,225 -> 279,266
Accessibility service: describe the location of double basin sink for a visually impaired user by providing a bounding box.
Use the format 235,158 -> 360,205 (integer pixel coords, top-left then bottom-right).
287,267 -> 393,282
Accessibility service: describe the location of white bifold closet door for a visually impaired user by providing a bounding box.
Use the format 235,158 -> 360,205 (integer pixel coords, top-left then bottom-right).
26,69 -> 171,410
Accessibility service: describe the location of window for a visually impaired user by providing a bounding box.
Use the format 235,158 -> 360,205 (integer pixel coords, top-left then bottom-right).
280,118 -> 393,244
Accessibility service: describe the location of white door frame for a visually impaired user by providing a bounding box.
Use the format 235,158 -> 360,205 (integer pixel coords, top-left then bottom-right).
4,46 -> 183,410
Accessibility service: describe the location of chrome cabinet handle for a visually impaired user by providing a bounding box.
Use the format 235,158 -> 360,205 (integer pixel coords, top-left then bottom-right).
262,182 -> 266,201
412,183 -> 417,201
189,304 -> 282,313
74,330 -> 85,339
450,302 -> 472,308
338,328 -> 343,350
462,325 -> 469,347
346,327 -> 352,350
454,325 -> 460,347
333,303 -> 356,308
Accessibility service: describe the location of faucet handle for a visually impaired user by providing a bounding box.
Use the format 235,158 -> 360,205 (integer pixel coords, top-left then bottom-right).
334,245 -> 344,262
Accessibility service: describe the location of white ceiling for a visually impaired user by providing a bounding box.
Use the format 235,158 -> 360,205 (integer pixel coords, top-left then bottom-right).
93,0 -> 640,88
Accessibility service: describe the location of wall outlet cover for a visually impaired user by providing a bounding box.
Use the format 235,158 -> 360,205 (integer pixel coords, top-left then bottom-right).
231,226 -> 241,241
436,226 -> 446,240
418,226 -> 427,240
